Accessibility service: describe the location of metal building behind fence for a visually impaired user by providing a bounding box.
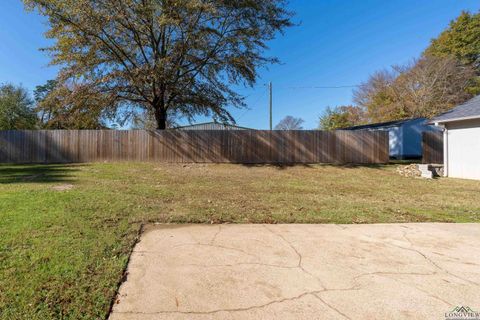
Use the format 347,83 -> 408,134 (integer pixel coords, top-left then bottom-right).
174,122 -> 253,131
343,118 -> 441,159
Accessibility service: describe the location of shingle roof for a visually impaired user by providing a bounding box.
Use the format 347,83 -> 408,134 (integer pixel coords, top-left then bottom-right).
342,118 -> 425,130
431,95 -> 480,123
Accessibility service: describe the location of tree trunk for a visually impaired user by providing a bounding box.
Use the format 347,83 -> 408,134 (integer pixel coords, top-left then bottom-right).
153,102 -> 167,130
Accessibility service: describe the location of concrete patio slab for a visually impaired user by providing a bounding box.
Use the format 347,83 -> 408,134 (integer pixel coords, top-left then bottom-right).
109,224 -> 480,320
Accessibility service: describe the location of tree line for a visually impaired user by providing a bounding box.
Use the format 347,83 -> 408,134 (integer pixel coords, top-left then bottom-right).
1,5 -> 478,131
0,80 -> 306,130
0,80 -> 108,130
319,11 -> 480,130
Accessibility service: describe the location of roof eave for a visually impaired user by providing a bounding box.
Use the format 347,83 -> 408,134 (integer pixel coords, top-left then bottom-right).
432,114 -> 480,124
343,117 -> 426,130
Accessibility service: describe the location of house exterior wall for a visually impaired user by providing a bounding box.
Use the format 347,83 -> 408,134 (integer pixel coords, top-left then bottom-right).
445,118 -> 480,180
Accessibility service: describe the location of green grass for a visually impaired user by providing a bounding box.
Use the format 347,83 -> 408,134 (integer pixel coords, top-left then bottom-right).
1,162 -> 479,319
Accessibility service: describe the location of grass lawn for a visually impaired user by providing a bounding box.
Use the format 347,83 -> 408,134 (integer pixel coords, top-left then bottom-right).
1,162 -> 480,319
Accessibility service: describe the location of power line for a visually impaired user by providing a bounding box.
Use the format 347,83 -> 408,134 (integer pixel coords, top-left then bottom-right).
244,83 -> 361,90
235,82 -> 361,126
283,85 -> 361,89
236,88 -> 268,121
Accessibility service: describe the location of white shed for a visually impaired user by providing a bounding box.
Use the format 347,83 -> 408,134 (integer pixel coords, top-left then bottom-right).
432,95 -> 480,180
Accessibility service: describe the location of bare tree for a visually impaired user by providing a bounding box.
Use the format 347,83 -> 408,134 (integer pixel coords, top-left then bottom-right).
353,56 -> 476,121
353,69 -> 398,122
274,115 -> 304,130
394,56 -> 476,118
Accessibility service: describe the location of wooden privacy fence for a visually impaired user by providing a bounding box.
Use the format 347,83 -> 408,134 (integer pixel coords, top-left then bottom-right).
0,130 -> 389,164
422,131 -> 444,164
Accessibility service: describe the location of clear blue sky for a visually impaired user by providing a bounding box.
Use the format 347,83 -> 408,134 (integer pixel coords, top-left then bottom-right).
1,0 -> 479,129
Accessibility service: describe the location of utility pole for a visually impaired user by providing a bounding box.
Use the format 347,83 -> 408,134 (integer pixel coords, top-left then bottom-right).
269,82 -> 273,130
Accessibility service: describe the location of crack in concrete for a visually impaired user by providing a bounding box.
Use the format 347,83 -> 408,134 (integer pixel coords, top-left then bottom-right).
388,235 -> 480,287
114,225 -> 480,319
209,225 -> 222,245
338,270 -> 454,308
262,225 -> 303,268
113,286 -> 361,316
388,277 -> 453,306
313,293 -> 351,320
263,225 -> 327,289
353,271 -> 437,280
358,272 -> 453,307
113,290 -> 325,315
401,230 -> 415,247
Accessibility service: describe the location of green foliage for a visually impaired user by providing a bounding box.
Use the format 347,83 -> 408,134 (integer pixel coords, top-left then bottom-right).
318,105 -> 365,130
34,80 -> 58,127
33,80 -> 57,105
425,11 -> 480,94
23,0 -> 293,129
425,11 -> 480,68
0,83 -> 37,130
34,80 -> 109,129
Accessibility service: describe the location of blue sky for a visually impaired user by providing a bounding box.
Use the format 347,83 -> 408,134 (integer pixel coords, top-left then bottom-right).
1,0 -> 479,129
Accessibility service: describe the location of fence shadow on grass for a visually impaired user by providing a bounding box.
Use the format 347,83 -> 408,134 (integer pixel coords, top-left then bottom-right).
241,163 -> 315,170
0,164 -> 79,184
241,162 -> 391,171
